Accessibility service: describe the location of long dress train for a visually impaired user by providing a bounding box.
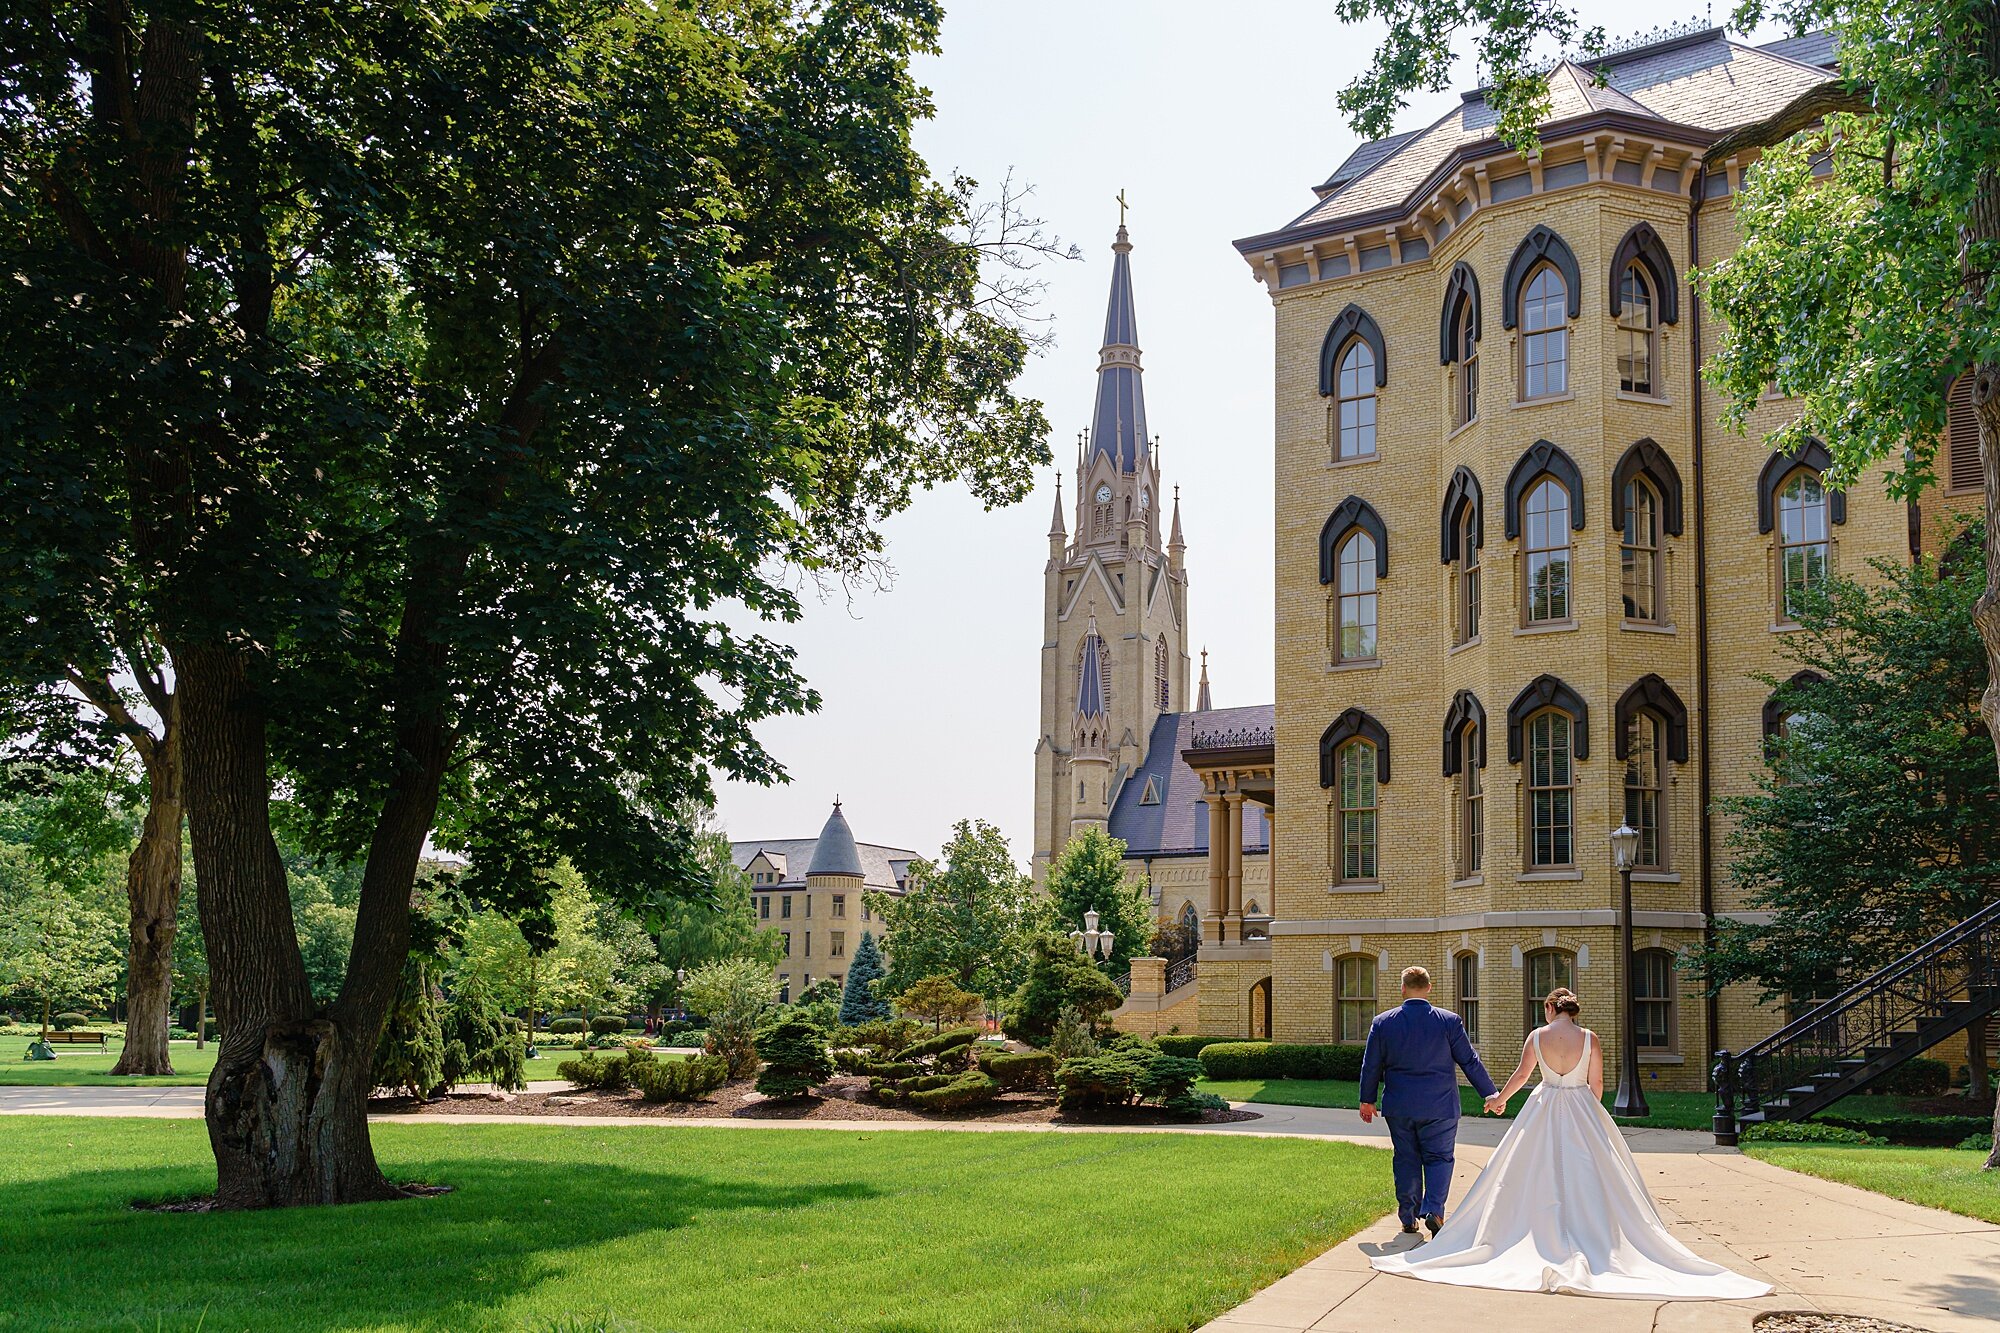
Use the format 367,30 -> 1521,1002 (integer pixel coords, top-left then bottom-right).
1369,1029 -> 1772,1299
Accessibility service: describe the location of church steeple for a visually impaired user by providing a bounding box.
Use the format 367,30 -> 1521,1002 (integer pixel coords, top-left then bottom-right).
1196,648 -> 1212,712
1088,223 -> 1149,475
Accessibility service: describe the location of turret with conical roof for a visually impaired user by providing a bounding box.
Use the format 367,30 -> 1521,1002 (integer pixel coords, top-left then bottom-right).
806,799 -> 865,887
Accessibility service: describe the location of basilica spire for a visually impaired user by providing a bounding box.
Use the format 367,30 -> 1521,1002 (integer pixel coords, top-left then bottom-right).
1088,220 -> 1149,474
1196,648 -> 1212,712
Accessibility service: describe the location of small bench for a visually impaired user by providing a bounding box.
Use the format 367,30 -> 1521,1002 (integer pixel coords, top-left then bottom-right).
42,1031 -> 107,1047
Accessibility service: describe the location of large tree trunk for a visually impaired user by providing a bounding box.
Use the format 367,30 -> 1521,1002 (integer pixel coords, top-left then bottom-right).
110,731 -> 184,1076
179,643 -> 400,1207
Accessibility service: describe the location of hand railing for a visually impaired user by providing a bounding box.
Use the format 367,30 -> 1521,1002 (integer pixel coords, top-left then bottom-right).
1165,954 -> 1198,994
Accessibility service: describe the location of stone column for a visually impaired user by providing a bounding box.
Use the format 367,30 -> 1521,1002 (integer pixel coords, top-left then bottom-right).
1205,792 -> 1227,942
1261,807 -> 1277,919
1225,791 -> 1245,929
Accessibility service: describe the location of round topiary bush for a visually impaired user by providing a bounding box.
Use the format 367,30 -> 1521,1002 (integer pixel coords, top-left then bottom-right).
52,1013 -> 89,1031
589,1015 -> 628,1037
548,1017 -> 586,1035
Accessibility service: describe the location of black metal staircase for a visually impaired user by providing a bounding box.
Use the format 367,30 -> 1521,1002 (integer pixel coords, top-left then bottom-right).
1712,896 -> 2000,1145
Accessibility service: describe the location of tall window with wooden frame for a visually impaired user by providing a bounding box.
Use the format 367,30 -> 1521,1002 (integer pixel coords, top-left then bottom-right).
1450,291 -> 1479,426
1334,531 -> 1379,662
1526,709 -> 1575,869
1336,741 -> 1379,883
1458,723 -> 1484,878
1623,711 -> 1665,868
1616,262 -> 1657,395
1524,949 -> 1575,1031
1621,478 -> 1661,622
1334,339 -> 1378,461
1523,478 -> 1572,624
1455,952 -> 1481,1046
1336,955 -> 1376,1043
1457,510 -> 1481,643
1634,949 -> 1676,1050
1520,264 -> 1569,399
1776,469 -> 1830,621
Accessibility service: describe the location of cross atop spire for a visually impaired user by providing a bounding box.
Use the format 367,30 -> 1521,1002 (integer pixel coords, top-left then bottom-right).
1089,218 -> 1148,473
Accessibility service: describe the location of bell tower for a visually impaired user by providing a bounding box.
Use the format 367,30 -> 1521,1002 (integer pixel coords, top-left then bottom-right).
1032,218 -> 1190,882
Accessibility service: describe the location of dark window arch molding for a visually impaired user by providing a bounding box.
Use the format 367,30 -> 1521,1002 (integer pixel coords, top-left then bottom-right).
1439,262 -> 1482,364
1506,675 -> 1589,763
1614,674 -> 1689,763
1319,495 -> 1389,582
1439,466 -> 1484,564
1319,303 -> 1389,395
1756,439 -> 1847,532
1441,689 -> 1488,776
1611,438 -> 1685,537
1320,708 -> 1392,786
1609,222 -> 1681,325
1501,225 -> 1582,329
1503,440 -> 1586,539
1761,669 -> 1826,740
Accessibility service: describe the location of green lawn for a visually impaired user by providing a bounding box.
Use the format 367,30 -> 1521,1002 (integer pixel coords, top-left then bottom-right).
1200,1078 -> 1726,1131
0,1117 -> 1385,1332
1745,1142 -> 2000,1224
0,1034 -> 604,1086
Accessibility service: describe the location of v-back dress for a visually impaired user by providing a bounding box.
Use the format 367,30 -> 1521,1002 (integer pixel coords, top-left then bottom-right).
1369,1028 -> 1772,1299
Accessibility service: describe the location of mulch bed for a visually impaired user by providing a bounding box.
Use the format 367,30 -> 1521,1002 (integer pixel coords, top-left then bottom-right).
1754,1315 -> 1940,1333
370,1074 -> 1260,1127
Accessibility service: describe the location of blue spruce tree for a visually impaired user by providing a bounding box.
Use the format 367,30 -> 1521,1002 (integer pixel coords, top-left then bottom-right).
838,930 -> 892,1025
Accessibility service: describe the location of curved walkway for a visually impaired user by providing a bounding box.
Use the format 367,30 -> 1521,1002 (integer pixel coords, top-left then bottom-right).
5,1086 -> 1993,1331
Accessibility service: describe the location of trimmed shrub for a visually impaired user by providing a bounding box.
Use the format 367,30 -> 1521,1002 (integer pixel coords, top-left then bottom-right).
1156,1035 -> 1228,1060
558,1049 -> 652,1092
1046,1004 -> 1100,1061
873,1071 -> 963,1101
895,1026 -> 978,1066
589,1015 -> 628,1037
1004,933 -> 1123,1046
1197,1041 -> 1364,1082
858,1060 -> 921,1083
906,1070 -> 999,1112
979,1050 -> 1057,1092
1197,1041 -> 1270,1081
549,1017 -> 586,1035
1816,1111 -> 1989,1145
1741,1120 -> 1880,1144
631,1054 -> 728,1103
51,1013 -> 89,1031
1134,1054 -> 1203,1104
1874,1057 -> 1950,1097
754,1016 -> 835,1100
842,1016 -> 923,1057
1055,1052 -> 1148,1112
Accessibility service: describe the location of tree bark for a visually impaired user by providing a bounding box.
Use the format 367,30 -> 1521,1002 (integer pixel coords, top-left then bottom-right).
196,982 -> 206,1048
110,729 -> 184,1076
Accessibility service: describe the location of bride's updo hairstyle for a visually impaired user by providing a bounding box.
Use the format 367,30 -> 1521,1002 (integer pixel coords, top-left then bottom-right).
1546,988 -> 1581,1018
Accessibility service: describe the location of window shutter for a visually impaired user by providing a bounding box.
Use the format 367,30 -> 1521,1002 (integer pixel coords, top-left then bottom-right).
1948,373 -> 1982,493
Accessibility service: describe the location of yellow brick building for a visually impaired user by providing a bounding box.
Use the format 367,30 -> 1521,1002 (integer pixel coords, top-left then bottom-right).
1140,26 -> 1983,1090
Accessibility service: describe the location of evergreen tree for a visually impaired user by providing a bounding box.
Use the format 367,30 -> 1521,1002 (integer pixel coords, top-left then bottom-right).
871,819 -> 1048,1003
1003,933 -> 1125,1048
838,930 -> 891,1025
1045,828 -> 1153,973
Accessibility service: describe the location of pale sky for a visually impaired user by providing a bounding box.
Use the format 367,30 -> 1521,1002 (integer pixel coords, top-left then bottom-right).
713,1 -> 1765,862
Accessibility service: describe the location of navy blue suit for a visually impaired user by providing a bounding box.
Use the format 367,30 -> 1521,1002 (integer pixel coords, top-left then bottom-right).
1358,997 -> 1498,1224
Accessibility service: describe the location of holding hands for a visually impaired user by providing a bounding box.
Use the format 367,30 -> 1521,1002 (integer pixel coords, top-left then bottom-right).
1483,1094 -> 1507,1115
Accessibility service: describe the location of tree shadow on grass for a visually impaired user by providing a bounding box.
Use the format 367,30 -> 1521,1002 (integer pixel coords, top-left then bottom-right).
2,1154 -> 877,1331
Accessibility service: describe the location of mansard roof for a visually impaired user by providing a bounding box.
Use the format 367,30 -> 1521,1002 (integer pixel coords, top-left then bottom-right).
730,832 -> 919,894
1107,705 -> 1275,858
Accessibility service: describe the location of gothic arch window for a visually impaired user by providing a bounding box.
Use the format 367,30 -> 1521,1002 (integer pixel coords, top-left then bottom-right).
1622,710 -> 1665,868
1442,689 -> 1487,879
1332,339 -> 1379,460
1154,638 -> 1170,710
1318,303 -> 1388,394
1609,221 -> 1680,325
1319,707 -> 1391,785
1621,476 -> 1662,622
1329,741 -> 1380,883
1524,708 -> 1577,868
1615,262 -> 1658,394
1761,669 -> 1827,756
1441,262 -> 1482,426
1331,531 -> 1379,663
1522,477 -> 1573,624
1756,439 -> 1847,533
1503,226 -> 1581,400
1178,900 -> 1199,941
1611,439 -> 1685,536
1775,468 -> 1831,621
1507,674 -> 1589,763
1504,441 -> 1586,537
1440,466 -> 1484,643
1441,689 -> 1488,775
1319,495 -> 1389,581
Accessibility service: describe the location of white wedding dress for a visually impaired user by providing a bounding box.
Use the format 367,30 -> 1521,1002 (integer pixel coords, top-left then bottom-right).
1370,1029 -> 1772,1299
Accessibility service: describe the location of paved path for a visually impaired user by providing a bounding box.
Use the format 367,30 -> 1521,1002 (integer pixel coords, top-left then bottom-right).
6,1087 -> 1993,1330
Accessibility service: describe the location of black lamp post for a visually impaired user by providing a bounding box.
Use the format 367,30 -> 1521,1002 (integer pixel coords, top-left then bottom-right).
1610,822 -> 1650,1117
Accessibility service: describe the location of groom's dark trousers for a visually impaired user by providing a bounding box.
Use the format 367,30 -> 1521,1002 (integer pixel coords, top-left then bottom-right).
1358,998 -> 1498,1225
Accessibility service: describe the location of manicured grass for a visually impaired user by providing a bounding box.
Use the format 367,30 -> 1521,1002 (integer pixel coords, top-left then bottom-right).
0,1034 -> 214,1085
1744,1142 -> 2000,1224
0,1116 -> 1384,1331
1200,1077 -> 1726,1131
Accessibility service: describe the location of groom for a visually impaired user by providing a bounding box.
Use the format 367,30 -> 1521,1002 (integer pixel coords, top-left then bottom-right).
1357,965 -> 1500,1236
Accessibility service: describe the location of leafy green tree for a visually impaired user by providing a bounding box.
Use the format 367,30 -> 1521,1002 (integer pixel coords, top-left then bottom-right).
682,957 -> 780,1079
0,844 -> 123,1043
2,0 -> 1053,1205
1045,828 -> 1153,973
1003,934 -> 1125,1048
171,877 -> 211,1048
870,819 -> 1047,1003
1695,535 -> 2000,1071
838,930 -> 892,1025
893,973 -> 986,1032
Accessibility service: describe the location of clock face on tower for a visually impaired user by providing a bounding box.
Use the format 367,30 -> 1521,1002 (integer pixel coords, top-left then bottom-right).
1095,483 -> 1112,503
1140,488 -> 1151,510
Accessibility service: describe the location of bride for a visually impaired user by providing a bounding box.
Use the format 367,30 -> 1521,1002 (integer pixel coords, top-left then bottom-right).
1370,988 -> 1771,1299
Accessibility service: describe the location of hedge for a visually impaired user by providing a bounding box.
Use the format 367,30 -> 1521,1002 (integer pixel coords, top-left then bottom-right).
1815,1111 -> 1989,1146
548,1018 -> 586,1035
631,1054 -> 728,1103
1155,1035 -> 1228,1060
1742,1120 -> 1879,1145
1872,1057 -> 1949,1097
979,1050 -> 1056,1091
906,1070 -> 999,1112
1197,1041 -> 1364,1082
895,1026 -> 978,1063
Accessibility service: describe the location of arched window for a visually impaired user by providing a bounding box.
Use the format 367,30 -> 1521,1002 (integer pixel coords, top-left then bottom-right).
1178,900 -> 1199,942
1521,263 -> 1569,398
1526,709 -> 1575,868
1525,949 -> 1575,1032
1616,262 -> 1657,395
1334,531 -> 1378,662
1337,954 -> 1376,1043
1335,740 -> 1379,882
1455,952 -> 1481,1046
1458,722 -> 1483,878
1440,467 -> 1483,643
1524,477 -> 1572,624
1441,262 -> 1483,427
1154,638 -> 1169,710
1634,949 -> 1676,1050
1623,711 -> 1664,868
1334,339 -> 1378,460
1621,477 -> 1661,622
1776,469 -> 1830,620
1458,510 -> 1481,643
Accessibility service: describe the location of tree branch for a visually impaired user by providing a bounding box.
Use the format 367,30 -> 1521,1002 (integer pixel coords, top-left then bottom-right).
1703,83 -> 1874,164
64,666 -> 159,766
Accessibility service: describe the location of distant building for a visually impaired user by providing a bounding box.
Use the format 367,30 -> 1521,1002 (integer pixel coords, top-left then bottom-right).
731,801 -> 917,1003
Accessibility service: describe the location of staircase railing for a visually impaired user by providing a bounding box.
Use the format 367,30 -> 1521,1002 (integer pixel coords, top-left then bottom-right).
1712,895 -> 2000,1144
1165,954 -> 1198,994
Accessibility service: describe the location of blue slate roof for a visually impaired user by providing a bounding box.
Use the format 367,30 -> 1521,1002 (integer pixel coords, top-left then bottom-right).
1089,226 -> 1150,472
1107,705 -> 1275,857
1757,30 -> 1838,69
807,802 -> 865,877
1076,624 -> 1107,719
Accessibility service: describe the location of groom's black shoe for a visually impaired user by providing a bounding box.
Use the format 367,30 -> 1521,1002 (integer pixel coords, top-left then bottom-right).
1423,1213 -> 1444,1237
1400,1219 -> 1419,1234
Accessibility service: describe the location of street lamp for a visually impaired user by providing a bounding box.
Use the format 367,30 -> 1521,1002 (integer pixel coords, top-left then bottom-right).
1609,822 -> 1650,1117
1070,909 -> 1113,961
